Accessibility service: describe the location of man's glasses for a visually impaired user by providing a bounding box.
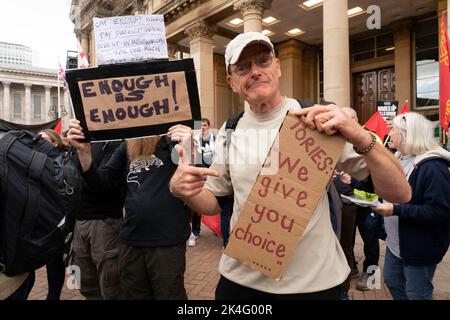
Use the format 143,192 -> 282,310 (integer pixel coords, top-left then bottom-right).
230,53 -> 274,76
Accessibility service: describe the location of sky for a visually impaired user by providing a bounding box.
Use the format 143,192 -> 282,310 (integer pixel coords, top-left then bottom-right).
0,0 -> 78,69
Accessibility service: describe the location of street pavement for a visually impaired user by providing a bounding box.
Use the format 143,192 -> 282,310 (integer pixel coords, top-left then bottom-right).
29,225 -> 449,300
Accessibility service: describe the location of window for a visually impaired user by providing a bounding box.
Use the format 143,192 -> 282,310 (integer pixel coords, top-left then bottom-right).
415,15 -> 439,108
350,32 -> 394,63
13,94 -> 21,118
33,95 -> 41,119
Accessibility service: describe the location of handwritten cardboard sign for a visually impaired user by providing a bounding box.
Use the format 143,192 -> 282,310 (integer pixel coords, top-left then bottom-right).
65,59 -> 201,141
93,15 -> 168,65
224,113 -> 346,280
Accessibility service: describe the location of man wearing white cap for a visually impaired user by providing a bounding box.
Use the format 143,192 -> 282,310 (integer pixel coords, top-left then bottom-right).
170,32 -> 411,299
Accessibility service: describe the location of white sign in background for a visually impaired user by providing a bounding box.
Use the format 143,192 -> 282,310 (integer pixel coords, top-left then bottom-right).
93,15 -> 168,65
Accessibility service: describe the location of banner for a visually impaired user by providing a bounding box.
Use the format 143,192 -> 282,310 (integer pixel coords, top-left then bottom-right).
65,59 -> 201,141
0,118 -> 61,133
440,12 -> 450,131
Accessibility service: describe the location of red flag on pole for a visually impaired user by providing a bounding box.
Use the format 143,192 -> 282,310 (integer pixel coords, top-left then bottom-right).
439,12 -> 450,131
78,42 -> 90,68
399,100 -> 409,114
53,118 -> 62,134
363,111 -> 389,141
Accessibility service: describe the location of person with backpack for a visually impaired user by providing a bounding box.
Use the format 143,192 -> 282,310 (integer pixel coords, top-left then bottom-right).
67,122 -> 192,300
0,128 -> 80,299
169,32 -> 412,299
188,118 -> 216,247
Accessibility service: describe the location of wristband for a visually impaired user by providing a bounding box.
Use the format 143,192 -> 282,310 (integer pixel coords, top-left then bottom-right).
353,132 -> 377,154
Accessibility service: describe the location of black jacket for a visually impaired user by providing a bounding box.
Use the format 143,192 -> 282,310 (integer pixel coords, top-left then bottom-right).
82,137 -> 190,247
393,157 -> 450,266
73,141 -> 125,220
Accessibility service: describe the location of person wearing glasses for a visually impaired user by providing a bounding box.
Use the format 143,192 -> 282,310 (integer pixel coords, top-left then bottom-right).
371,112 -> 450,300
169,32 -> 411,299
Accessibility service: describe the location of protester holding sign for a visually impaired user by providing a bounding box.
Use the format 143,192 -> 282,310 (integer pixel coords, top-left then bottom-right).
67,120 -> 192,300
169,32 -> 411,300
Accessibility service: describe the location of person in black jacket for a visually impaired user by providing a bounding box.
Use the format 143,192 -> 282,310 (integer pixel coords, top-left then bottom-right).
372,112 -> 450,300
67,120 -> 192,300
70,140 -> 126,300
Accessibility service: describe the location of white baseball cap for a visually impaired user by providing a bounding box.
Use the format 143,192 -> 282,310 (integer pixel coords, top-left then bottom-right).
225,32 -> 274,73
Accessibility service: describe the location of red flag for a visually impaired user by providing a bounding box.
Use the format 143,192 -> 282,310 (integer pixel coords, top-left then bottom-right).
399,100 -> 409,114
363,111 -> 389,140
53,119 -> 62,134
78,42 -> 90,68
440,12 -> 450,131
201,214 -> 222,237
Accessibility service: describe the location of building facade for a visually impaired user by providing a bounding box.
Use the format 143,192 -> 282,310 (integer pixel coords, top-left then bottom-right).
0,42 -> 33,66
0,42 -> 71,126
70,0 -> 450,127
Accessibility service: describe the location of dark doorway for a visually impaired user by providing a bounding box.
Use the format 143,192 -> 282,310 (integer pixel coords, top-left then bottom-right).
353,68 -> 395,124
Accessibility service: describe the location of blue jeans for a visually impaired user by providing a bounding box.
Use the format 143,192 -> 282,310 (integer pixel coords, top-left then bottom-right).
383,247 -> 437,300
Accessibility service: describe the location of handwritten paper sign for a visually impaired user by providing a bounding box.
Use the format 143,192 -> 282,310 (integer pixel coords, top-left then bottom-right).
65,59 -> 201,141
94,15 -> 168,65
224,113 -> 346,280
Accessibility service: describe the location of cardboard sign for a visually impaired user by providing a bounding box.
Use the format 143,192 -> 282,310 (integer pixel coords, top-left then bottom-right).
224,113 -> 346,280
93,15 -> 168,65
377,100 -> 398,119
65,59 -> 201,141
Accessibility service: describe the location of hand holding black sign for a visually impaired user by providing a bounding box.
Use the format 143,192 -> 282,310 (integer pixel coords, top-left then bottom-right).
65,59 -> 201,142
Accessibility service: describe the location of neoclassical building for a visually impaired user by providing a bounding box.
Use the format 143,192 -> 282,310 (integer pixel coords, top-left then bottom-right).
0,42 -> 71,126
70,0 -> 449,127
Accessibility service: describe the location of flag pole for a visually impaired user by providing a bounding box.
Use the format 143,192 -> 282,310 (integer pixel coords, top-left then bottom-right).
57,58 -> 61,120
383,134 -> 390,147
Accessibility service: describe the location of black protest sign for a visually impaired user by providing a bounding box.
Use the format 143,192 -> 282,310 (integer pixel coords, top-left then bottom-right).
65,59 -> 201,141
377,100 -> 398,119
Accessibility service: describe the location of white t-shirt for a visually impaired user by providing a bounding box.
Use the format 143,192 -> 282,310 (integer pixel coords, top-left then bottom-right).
205,97 -> 363,294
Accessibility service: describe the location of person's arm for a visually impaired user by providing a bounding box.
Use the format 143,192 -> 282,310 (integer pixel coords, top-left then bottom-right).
375,161 -> 450,224
81,144 -> 127,192
169,125 -> 224,215
294,105 -> 411,204
67,119 -> 126,192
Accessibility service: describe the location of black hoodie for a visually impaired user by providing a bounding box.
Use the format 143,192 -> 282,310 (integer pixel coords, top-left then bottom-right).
82,137 -> 190,247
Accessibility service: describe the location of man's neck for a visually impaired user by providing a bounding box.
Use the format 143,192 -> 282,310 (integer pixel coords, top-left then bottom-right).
249,94 -> 283,114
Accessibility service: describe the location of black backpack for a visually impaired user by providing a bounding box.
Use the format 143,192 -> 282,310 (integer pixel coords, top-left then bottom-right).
0,129 -> 81,276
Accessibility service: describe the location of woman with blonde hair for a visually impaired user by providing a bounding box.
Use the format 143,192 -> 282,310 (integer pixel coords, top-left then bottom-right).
372,112 -> 450,300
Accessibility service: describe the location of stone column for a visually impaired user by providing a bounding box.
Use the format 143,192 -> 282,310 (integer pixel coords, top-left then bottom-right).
167,42 -> 179,60
185,20 -> 215,124
277,40 -> 304,99
323,0 -> 350,107
44,85 -> 52,121
2,81 -> 11,121
24,83 -> 32,124
393,20 -> 412,106
234,0 -> 271,33
81,30 -> 89,57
